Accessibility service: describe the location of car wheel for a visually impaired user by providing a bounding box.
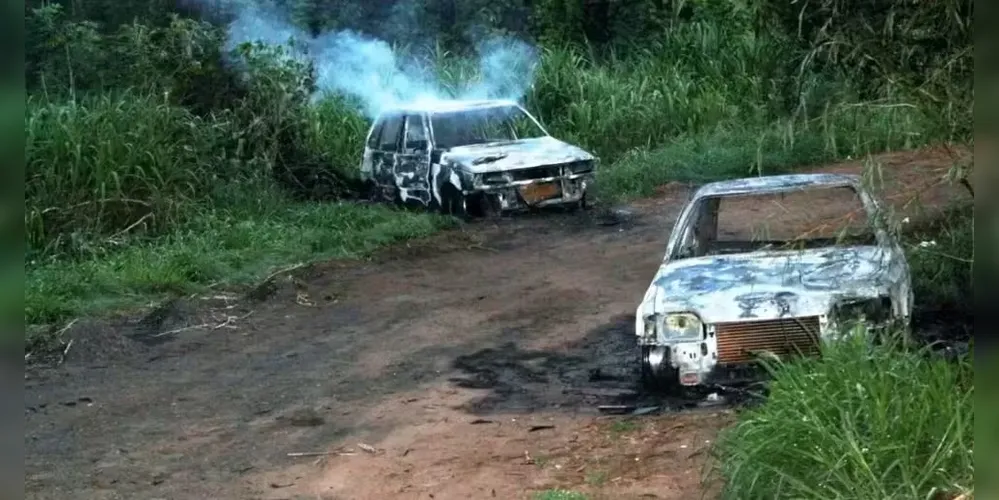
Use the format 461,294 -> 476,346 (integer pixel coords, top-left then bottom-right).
466,192 -> 499,219
361,181 -> 378,201
440,186 -> 469,220
391,186 -> 406,207
566,192 -> 589,213
640,346 -> 679,394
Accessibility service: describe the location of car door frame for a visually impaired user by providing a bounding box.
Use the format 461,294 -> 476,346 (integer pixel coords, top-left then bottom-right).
360,116 -> 386,186
395,112 -> 433,207
371,112 -> 405,201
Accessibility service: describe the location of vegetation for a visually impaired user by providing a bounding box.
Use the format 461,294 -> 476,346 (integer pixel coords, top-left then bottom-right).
715,335 -> 973,499
23,0 -> 975,496
24,1 -> 970,333
534,489 -> 588,500
714,199 -> 975,499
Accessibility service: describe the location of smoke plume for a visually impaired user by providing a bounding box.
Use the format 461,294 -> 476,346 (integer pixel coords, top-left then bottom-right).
191,0 -> 540,118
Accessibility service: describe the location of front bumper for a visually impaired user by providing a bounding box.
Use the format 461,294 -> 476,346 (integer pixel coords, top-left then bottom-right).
641,313 -> 904,388
467,173 -> 592,210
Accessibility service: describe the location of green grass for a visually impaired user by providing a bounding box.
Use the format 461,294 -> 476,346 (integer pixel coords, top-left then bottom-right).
714,334 -> 972,500
592,101 -> 936,203
533,489 -> 588,500
25,201 -> 452,350
608,419 -> 639,436
904,204 -> 974,312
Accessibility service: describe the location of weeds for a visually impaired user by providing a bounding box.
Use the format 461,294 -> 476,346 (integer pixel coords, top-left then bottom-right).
905,205 -> 974,314
714,334 -> 973,500
608,419 -> 639,436
534,489 -> 588,500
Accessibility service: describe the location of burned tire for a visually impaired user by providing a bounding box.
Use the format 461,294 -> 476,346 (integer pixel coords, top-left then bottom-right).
566,192 -> 589,213
640,346 -> 680,394
466,192 -> 499,219
440,186 -> 469,220
361,181 -> 379,201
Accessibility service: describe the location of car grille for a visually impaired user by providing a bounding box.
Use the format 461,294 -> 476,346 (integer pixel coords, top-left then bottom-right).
509,165 -> 563,181
714,316 -> 822,364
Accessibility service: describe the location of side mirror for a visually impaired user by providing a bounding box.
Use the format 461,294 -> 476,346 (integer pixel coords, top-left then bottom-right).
430,149 -> 442,164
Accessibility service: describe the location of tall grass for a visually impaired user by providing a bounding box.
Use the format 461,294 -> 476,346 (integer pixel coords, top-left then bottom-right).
905,205 -> 974,314
714,334 -> 973,500
25,92 -> 238,259
714,198 -> 975,499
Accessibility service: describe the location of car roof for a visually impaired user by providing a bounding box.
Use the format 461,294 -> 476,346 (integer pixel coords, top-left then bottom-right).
384,99 -> 520,114
694,173 -> 862,198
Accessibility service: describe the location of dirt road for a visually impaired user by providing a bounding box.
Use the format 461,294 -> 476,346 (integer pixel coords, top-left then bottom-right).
24,149 -> 970,500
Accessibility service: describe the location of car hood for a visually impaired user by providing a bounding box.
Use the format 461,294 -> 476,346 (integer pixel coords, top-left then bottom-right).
639,246 -> 897,323
441,136 -> 595,174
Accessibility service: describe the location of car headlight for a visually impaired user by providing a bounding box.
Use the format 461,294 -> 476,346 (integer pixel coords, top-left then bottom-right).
566,160 -> 595,174
663,313 -> 703,340
831,297 -> 892,326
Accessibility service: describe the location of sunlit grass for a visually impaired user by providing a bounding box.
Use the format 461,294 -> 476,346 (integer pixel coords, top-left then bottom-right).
714,333 -> 973,500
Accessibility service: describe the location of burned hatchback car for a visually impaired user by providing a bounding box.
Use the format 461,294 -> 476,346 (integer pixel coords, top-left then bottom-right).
635,173 -> 913,391
360,99 -> 597,217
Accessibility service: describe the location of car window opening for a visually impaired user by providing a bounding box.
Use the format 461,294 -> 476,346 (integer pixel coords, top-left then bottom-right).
430,105 -> 547,150
679,186 -> 879,259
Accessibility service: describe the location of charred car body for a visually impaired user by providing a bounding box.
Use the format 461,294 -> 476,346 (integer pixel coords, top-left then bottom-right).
360,100 -> 597,217
635,173 -> 913,391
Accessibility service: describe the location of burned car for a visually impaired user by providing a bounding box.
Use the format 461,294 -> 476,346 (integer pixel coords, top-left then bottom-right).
360,99 -> 597,217
635,173 -> 913,391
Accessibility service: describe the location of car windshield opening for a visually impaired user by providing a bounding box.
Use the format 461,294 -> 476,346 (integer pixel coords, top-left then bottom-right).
678,186 -> 880,259
430,105 -> 546,150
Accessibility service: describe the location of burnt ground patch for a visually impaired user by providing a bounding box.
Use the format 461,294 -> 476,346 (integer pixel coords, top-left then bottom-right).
448,314 -> 734,416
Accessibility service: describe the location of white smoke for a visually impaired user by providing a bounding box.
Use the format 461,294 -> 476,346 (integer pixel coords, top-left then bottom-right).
194,0 -> 540,118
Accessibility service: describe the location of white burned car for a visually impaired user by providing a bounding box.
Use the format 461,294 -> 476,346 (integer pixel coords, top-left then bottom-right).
635,173 -> 913,391
360,99 -> 597,217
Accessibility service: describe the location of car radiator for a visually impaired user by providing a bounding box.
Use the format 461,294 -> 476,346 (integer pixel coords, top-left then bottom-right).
714,316 -> 822,364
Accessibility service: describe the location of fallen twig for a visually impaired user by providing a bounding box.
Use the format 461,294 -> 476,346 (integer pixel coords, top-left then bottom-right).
58,339 -> 74,366
287,451 -> 336,457
212,311 -> 255,330
152,311 -> 255,339
357,443 -> 378,454
107,212 -> 154,242
598,405 -> 635,415
151,323 -> 211,338
261,262 -> 305,285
